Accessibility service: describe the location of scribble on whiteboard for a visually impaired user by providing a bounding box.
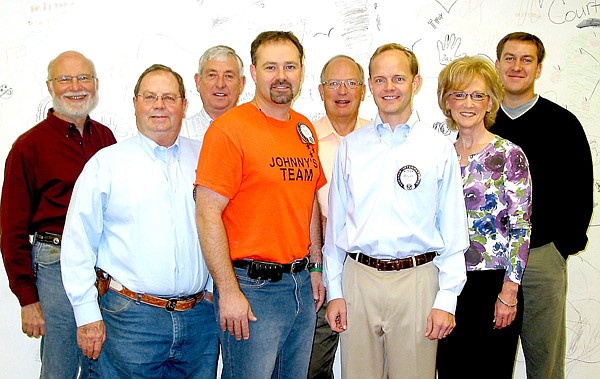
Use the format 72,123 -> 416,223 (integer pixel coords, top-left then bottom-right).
437,34 -> 466,65
337,0 -> 370,53
36,97 -> 52,123
0,84 -> 14,99
433,121 -> 451,136
577,19 -> 600,29
435,0 -> 458,13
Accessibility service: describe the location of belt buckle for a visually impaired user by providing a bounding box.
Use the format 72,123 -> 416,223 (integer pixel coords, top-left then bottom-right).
290,258 -> 303,273
376,258 -> 389,271
165,298 -> 178,312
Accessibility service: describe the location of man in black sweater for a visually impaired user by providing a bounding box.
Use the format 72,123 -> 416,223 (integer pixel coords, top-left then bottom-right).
490,32 -> 593,379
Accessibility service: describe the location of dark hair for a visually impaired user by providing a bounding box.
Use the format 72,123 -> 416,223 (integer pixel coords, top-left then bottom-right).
496,32 -> 545,63
369,43 -> 419,77
320,55 -> 365,83
250,31 -> 304,66
133,64 -> 186,98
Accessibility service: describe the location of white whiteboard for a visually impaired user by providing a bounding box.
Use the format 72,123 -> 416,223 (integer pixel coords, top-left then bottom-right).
1,0 -> 599,377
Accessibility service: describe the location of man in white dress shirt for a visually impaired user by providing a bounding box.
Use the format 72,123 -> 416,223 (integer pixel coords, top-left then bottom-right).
308,54 -> 369,379
323,43 -> 469,379
181,45 -> 246,142
60,64 -> 219,377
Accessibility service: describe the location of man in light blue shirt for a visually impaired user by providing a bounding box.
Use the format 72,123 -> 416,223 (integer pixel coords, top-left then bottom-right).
180,45 -> 246,143
60,64 -> 218,378
323,43 -> 469,379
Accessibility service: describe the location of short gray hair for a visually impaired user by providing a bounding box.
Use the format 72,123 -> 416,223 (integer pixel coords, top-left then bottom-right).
198,45 -> 244,77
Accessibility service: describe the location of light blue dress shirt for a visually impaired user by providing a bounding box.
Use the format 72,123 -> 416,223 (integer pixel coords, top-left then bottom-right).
61,132 -> 208,326
323,112 -> 469,314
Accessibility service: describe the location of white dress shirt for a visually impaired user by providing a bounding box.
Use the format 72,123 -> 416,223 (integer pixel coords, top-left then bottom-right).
323,112 -> 469,314
61,132 -> 208,326
180,107 -> 212,143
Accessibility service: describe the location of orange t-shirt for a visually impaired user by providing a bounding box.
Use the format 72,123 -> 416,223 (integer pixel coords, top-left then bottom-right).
196,103 -> 326,263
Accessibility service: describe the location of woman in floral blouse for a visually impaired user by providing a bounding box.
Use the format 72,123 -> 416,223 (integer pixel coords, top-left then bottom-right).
435,56 -> 532,379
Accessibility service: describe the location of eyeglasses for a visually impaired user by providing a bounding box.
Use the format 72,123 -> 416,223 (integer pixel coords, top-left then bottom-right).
448,92 -> 489,102
321,80 -> 363,90
49,74 -> 96,85
137,93 -> 182,106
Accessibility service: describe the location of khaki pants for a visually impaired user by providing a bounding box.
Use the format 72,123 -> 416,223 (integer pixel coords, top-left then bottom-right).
340,256 -> 439,379
521,242 -> 567,379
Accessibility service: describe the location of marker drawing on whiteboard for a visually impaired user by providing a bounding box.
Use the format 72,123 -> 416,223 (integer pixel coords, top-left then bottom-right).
0,84 -> 14,99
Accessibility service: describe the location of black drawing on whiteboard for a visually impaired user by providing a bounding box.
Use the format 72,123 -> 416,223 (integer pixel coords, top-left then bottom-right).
435,0 -> 458,13
433,121 -> 451,136
437,34 -> 466,65
578,48 -> 599,102
0,84 -> 13,99
36,97 -> 52,123
313,27 -> 333,38
577,18 -> 600,28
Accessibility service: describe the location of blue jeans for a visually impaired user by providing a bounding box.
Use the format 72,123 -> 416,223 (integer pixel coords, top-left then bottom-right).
216,267 -> 316,379
33,241 -> 97,379
99,289 -> 219,378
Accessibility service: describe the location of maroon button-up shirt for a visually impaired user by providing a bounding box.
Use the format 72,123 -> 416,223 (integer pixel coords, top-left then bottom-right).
0,109 -> 117,306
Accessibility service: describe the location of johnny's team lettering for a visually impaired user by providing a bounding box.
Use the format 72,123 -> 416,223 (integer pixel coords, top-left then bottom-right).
269,156 -> 319,181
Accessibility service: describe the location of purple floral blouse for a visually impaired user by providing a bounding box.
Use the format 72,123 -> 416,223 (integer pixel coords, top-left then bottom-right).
459,136 -> 532,284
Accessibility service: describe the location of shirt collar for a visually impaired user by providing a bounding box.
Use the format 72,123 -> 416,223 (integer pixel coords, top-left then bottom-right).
316,116 -> 362,141
137,132 -> 180,163
199,107 -> 214,125
374,111 -> 419,138
47,108 -> 93,134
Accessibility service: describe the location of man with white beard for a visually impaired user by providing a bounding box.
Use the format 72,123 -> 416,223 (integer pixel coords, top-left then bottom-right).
0,50 -> 116,378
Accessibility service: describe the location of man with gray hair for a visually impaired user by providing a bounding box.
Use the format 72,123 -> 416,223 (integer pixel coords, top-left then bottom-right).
1,50 -> 116,378
308,54 -> 369,379
181,45 -> 246,142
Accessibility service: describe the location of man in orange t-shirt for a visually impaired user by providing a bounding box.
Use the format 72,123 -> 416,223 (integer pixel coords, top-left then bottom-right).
195,31 -> 326,379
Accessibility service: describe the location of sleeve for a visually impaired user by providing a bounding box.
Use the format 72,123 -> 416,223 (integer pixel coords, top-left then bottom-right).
431,143 -> 469,314
195,123 -> 242,199
504,144 -> 532,283
60,156 -> 105,326
0,145 -> 39,306
554,115 -> 593,257
323,140 -> 349,301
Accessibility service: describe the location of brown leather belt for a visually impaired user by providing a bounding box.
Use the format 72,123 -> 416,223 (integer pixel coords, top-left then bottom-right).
108,279 -> 204,312
34,232 -> 62,246
348,251 -> 437,271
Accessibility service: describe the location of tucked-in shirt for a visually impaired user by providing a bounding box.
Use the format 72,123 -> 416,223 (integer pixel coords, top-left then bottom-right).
460,136 -> 532,284
180,107 -> 212,143
314,115 -> 370,218
0,109 -> 116,306
61,133 -> 208,327
323,112 -> 469,314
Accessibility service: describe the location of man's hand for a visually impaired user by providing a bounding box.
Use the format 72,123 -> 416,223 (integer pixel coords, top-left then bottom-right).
21,302 -> 46,338
219,290 -> 257,341
325,298 -> 347,332
77,320 -> 106,359
425,308 -> 455,340
310,271 -> 326,311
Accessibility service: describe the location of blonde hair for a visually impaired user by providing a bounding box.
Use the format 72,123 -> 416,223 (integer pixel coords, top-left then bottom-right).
437,56 -> 504,131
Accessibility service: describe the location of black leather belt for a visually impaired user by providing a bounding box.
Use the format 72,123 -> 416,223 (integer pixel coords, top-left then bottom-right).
232,257 -> 309,274
34,232 -> 62,246
348,251 -> 436,271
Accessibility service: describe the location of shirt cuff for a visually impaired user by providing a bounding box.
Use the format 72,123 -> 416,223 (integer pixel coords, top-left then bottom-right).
73,300 -> 102,327
432,289 -> 458,315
